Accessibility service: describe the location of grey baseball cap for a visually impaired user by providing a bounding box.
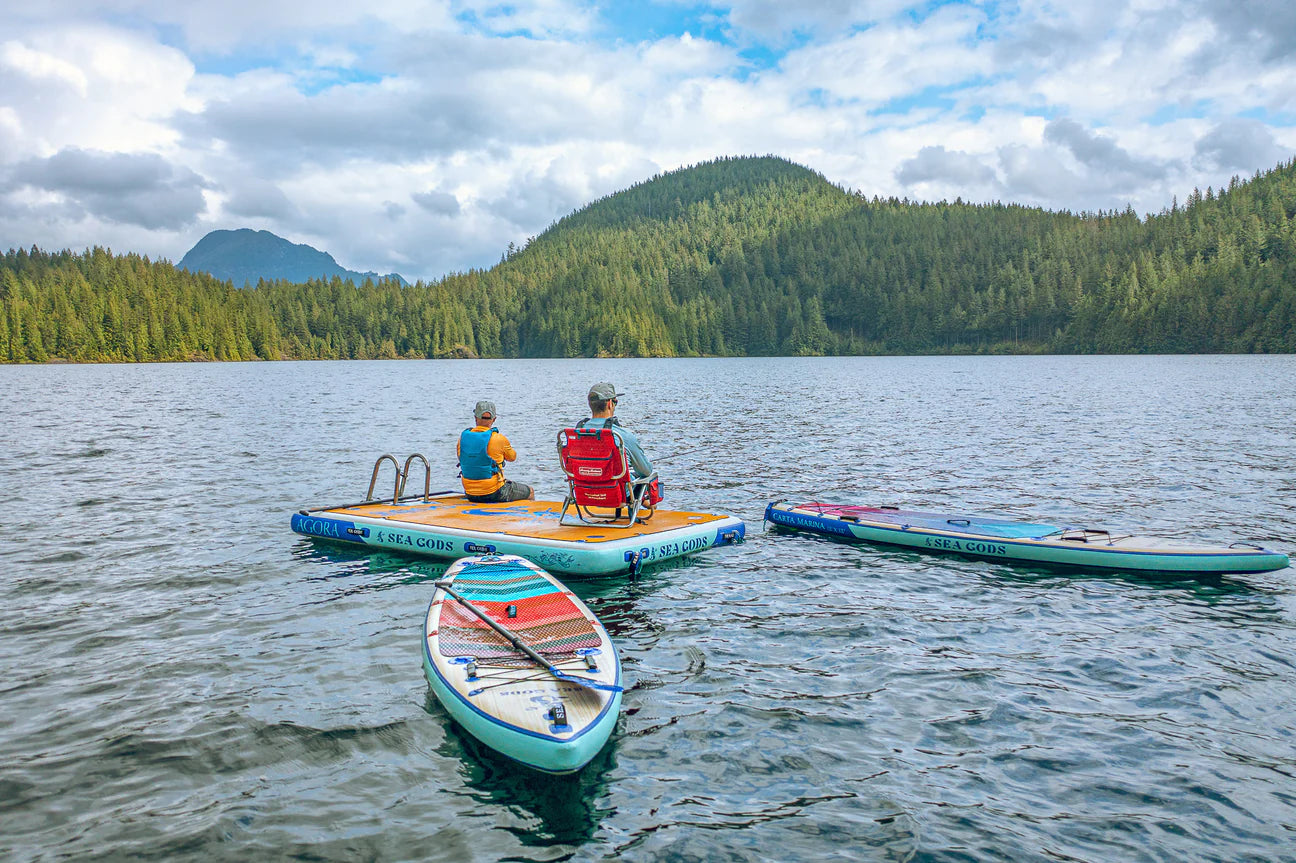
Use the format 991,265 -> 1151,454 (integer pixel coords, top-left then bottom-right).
473,400 -> 497,420
588,382 -> 623,401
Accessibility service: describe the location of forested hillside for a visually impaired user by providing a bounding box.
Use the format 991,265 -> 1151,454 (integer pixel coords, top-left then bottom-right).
3,155 -> 1295,362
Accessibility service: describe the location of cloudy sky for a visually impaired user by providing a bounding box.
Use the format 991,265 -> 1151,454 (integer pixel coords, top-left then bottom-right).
3,1 -> 1295,282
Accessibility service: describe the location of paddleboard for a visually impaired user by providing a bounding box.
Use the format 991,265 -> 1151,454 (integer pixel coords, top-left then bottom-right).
765,501 -> 1289,574
422,554 -> 622,773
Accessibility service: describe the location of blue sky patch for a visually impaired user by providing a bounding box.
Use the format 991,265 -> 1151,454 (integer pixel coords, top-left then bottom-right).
1239,106 -> 1296,127
191,50 -> 291,78
873,87 -> 959,117
599,1 -> 723,43
1145,101 -> 1213,125
872,79 -> 988,117
296,69 -> 385,96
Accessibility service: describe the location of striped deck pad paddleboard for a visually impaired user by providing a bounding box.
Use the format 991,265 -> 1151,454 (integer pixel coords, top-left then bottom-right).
423,554 -> 621,773
765,501 -> 1290,574
293,495 -> 745,577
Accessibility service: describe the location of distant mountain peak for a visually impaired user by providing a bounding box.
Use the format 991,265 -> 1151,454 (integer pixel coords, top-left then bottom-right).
178,228 -> 407,287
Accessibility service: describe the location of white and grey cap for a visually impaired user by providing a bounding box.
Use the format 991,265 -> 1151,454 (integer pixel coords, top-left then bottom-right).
474,400 -> 497,420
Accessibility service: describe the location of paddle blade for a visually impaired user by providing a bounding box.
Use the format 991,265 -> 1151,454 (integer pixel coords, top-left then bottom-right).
554,671 -> 624,693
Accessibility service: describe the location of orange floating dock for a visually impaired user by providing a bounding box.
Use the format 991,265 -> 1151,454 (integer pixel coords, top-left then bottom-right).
292,495 -> 745,577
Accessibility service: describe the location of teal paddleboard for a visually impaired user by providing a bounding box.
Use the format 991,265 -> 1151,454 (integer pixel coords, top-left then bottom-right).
765,501 -> 1289,574
422,554 -> 622,773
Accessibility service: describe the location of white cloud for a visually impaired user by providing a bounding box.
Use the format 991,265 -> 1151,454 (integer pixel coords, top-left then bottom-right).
412,189 -> 461,216
1043,118 -> 1171,181
2,1 -> 1295,281
896,146 -> 998,189
0,26 -> 196,158
4,148 -> 209,230
0,41 -> 89,95
779,5 -> 992,108
1194,118 -> 1286,171
996,142 -> 1088,205
224,179 -> 300,221
16,0 -> 460,52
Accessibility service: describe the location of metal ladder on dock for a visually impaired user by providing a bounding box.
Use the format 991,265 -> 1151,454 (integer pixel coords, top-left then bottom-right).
366,453 -> 438,505
298,454 -> 458,516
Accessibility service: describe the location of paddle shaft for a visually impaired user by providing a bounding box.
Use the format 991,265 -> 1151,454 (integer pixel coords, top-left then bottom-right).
653,445 -> 707,464
432,580 -> 565,676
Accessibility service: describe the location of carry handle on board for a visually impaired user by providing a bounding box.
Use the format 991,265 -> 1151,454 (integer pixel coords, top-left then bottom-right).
1060,529 -> 1113,544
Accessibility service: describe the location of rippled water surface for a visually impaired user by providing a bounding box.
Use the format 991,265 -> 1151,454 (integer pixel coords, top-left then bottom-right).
2,356 -> 1295,862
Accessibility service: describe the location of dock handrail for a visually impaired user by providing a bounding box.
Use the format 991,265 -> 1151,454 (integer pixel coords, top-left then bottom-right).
366,454 -> 402,503
299,489 -> 459,515
400,453 -> 432,502
297,454 -> 458,514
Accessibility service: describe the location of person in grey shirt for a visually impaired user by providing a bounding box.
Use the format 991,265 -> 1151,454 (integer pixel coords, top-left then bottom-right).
576,382 -> 654,479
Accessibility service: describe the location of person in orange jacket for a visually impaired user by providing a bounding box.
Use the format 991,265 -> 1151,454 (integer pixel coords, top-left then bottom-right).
456,400 -> 535,502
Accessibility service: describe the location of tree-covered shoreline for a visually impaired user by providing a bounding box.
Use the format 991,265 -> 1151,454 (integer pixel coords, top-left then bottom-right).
4,155 -> 1295,363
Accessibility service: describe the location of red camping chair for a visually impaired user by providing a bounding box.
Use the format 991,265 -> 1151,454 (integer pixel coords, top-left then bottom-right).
557,426 -> 661,528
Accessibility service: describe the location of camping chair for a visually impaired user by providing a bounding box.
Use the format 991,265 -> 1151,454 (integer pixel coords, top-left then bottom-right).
556,426 -> 660,528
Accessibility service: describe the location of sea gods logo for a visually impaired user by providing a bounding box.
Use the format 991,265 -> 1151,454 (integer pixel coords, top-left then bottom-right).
648,535 -> 710,559
924,537 -> 1008,556
375,530 -> 456,551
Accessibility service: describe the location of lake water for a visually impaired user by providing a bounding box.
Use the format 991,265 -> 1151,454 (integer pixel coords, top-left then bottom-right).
2,356 -> 1294,862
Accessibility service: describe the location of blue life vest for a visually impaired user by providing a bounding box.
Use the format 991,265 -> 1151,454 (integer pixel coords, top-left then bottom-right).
458,428 -> 502,480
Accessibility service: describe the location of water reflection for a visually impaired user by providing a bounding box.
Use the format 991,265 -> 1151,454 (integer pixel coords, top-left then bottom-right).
423,691 -> 616,849
979,563 -> 1269,601
293,541 -> 453,599
765,522 -> 1277,606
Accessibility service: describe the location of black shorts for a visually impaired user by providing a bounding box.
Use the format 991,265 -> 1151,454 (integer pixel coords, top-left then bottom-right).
466,480 -> 533,503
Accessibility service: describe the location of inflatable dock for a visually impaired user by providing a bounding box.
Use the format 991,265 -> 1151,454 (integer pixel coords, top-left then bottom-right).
293,492 -> 745,577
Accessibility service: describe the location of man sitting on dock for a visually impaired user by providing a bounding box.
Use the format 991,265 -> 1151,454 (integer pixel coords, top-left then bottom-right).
579,382 -> 656,482
457,400 -> 535,503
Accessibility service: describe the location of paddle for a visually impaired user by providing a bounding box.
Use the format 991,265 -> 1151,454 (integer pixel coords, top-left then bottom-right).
431,580 -> 623,694
652,445 -> 707,464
